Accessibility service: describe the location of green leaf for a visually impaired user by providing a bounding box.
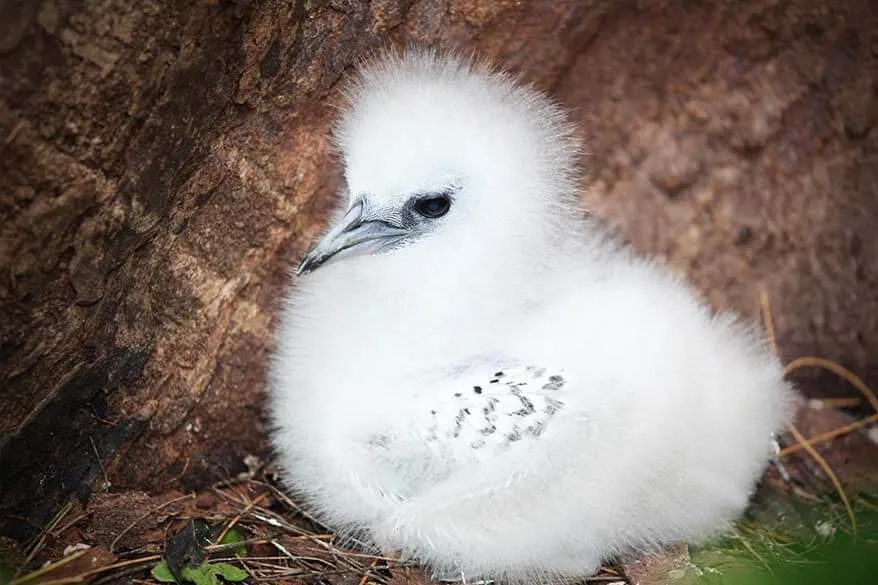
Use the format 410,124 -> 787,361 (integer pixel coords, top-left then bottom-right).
212,562 -> 249,582
218,528 -> 244,546
151,561 -> 179,583
181,565 -> 219,585
218,528 -> 247,556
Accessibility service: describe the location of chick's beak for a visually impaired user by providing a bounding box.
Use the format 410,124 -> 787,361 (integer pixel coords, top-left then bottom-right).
297,200 -> 409,275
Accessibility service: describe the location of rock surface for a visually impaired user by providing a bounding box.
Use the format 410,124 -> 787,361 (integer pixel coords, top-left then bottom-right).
1,0 -> 876,538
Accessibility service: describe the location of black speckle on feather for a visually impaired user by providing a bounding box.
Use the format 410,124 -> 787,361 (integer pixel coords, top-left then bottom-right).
544,397 -> 564,414
542,374 -> 566,391
367,434 -> 392,449
512,393 -> 537,417
528,421 -> 546,437
449,408 -> 468,438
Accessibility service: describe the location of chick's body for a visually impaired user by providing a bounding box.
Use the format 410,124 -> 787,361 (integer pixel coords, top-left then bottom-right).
269,50 -> 795,583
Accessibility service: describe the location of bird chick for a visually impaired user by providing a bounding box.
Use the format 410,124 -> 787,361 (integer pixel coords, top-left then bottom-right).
268,48 -> 796,584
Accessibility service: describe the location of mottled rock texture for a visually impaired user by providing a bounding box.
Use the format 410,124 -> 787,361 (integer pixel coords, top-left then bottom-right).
1,0 -> 876,539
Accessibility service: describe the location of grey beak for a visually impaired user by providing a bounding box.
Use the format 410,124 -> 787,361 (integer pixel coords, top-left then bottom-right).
297,200 -> 409,275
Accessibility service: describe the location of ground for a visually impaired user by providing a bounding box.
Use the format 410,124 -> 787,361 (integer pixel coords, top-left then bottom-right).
3,399 -> 878,584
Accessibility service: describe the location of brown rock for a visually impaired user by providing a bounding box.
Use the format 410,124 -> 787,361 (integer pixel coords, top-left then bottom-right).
86,491 -> 197,551
2,0 -> 877,544
644,132 -> 703,196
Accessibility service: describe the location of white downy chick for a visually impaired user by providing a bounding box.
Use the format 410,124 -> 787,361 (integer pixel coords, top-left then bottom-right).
268,48 -> 796,583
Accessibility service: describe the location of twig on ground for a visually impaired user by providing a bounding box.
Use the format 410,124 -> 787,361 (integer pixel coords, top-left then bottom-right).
10,549 -> 88,585
88,436 -> 111,492
778,413 -> 878,457
760,290 -> 860,537
784,420 -> 857,536
784,357 -> 878,414
10,554 -> 161,585
215,492 -> 269,544
16,502 -> 74,579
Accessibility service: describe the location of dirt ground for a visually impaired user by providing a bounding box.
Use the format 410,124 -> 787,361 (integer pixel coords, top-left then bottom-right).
4,392 -> 877,584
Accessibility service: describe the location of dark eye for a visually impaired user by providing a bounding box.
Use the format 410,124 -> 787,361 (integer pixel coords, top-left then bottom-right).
414,195 -> 452,219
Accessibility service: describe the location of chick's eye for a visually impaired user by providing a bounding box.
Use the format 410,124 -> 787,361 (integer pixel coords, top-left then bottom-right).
414,195 -> 452,219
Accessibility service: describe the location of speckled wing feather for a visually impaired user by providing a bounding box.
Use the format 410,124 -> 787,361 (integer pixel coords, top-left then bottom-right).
421,365 -> 567,453
361,364 -> 569,498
